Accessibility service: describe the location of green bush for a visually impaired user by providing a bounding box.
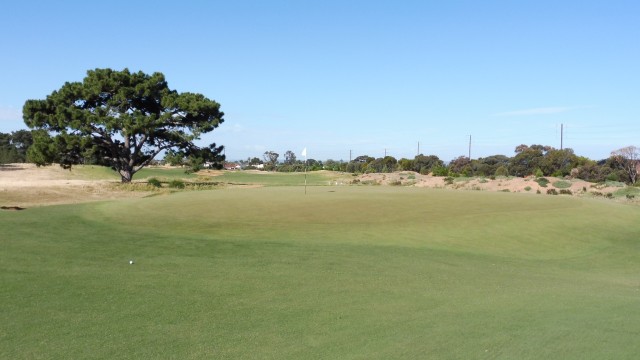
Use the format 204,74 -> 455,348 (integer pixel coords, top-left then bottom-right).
524,186 -> 532,192
494,166 -> 508,177
535,177 -> 549,187
444,177 -> 454,185
534,168 -> 544,178
559,189 -> 573,195
147,178 -> 162,188
432,165 -> 449,176
168,179 -> 185,189
547,188 -> 558,195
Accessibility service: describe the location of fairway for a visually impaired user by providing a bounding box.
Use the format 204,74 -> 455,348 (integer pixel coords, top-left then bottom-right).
2,186 -> 640,359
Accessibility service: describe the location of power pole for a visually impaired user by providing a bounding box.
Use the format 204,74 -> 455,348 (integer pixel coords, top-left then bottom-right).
417,141 -> 420,156
349,149 -> 352,163
468,135 -> 472,159
560,124 -> 564,150
384,148 -> 387,157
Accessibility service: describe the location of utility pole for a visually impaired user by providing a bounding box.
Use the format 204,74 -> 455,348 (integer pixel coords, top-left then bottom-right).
349,150 -> 352,163
417,141 -> 420,156
384,148 -> 387,157
560,124 -> 563,150
468,135 -> 472,159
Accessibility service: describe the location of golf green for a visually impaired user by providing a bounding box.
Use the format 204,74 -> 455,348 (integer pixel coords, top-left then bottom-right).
2,186 -> 639,359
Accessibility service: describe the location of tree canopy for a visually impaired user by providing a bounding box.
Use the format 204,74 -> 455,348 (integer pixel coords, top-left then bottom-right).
23,68 -> 225,182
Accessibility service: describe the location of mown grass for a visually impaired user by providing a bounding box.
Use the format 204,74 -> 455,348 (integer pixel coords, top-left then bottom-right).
211,170 -> 343,186
2,187 -> 640,359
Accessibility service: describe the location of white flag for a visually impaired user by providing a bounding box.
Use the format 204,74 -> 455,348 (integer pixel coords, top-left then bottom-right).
301,148 -> 307,157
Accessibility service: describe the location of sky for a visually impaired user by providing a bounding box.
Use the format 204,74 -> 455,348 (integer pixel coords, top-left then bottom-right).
0,0 -> 638,162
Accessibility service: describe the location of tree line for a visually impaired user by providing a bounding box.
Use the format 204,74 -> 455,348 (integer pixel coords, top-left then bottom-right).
228,145 -> 638,185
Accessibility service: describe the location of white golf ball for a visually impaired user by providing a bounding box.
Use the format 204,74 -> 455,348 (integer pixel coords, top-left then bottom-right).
129,260 -> 134,265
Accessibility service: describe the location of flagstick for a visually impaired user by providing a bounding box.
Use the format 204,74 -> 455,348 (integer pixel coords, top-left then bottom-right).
301,147 -> 308,194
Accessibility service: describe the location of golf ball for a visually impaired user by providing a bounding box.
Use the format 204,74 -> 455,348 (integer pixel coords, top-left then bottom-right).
129,260 -> 134,265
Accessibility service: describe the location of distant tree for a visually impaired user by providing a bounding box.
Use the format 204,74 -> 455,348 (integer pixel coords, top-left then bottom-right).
249,157 -> 262,165
573,160 -> 611,183
494,165 -> 509,177
10,130 -> 33,162
472,155 -> 509,176
353,155 -> 374,163
346,155 -> 374,173
509,145 -> 546,177
398,158 -> 414,171
263,151 -> 279,167
611,146 -> 639,184
540,148 -> 578,177
448,155 -> 472,176
0,132 -> 17,164
23,68 -> 225,182
324,159 -> 345,171
413,154 -> 443,174
284,150 -> 297,165
0,130 -> 33,164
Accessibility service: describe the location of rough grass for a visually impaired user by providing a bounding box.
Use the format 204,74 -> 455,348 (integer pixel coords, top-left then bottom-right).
552,180 -> 572,189
2,187 -> 640,359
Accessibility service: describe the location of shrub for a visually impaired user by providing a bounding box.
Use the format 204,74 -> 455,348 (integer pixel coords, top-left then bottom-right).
389,180 -> 402,186
627,194 -> 636,200
606,193 -> 614,199
407,174 -> 416,180
534,168 -> 544,178
547,188 -> 558,195
444,177 -> 454,185
168,179 -> 185,189
536,189 -> 541,194
524,186 -> 532,191
494,166 -> 508,177
535,177 -> 549,187
432,165 -> 449,176
147,178 -> 162,188
559,189 -> 573,195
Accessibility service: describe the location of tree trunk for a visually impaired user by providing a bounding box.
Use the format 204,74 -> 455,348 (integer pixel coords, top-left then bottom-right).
120,170 -> 132,183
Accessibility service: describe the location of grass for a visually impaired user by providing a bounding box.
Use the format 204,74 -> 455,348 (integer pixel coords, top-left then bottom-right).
613,186 -> 640,198
212,170 -> 343,186
2,186 -> 640,359
552,180 -> 572,189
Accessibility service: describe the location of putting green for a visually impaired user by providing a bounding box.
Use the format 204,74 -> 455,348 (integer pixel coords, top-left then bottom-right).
2,186 -> 639,359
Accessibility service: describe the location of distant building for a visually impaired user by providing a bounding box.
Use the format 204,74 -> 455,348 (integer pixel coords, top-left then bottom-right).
224,162 -> 241,170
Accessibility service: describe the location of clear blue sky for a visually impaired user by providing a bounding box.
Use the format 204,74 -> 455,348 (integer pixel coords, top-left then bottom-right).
1,1 -> 638,162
